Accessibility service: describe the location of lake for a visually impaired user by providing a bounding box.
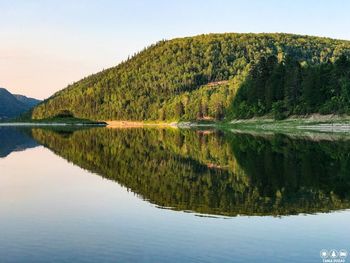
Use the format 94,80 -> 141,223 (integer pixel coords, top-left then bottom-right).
0,126 -> 349,263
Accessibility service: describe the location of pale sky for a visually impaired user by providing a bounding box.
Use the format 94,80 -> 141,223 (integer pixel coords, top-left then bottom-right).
1,0 -> 350,99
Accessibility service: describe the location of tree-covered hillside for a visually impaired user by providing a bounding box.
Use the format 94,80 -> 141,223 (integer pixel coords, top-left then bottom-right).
32,33 -> 350,121
233,55 -> 350,119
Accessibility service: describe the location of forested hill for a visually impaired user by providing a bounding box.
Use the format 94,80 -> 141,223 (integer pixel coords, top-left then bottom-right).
32,33 -> 350,121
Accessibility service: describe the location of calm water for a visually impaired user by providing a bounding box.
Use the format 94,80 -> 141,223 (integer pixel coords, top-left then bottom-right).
0,127 -> 349,263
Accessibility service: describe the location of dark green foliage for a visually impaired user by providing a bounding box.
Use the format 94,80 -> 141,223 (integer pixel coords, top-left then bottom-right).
272,101 -> 286,120
55,110 -> 74,118
233,55 -> 350,119
32,33 -> 350,121
174,102 -> 184,119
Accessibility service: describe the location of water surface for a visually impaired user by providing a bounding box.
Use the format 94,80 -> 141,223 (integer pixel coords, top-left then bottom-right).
0,127 -> 349,262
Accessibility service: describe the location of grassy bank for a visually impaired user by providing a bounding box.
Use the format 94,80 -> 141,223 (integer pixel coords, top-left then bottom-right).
172,114 -> 350,134
219,114 -> 350,133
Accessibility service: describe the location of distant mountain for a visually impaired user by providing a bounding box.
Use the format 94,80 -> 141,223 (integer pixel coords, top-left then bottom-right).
14,94 -> 41,108
0,88 -> 41,120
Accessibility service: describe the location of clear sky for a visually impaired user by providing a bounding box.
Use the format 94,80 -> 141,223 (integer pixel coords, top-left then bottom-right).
1,0 -> 350,99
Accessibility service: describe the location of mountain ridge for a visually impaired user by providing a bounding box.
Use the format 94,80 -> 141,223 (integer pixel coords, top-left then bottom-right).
0,87 -> 41,120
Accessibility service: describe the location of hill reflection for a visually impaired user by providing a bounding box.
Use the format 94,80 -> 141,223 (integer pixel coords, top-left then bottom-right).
32,127 -> 350,217
0,127 -> 38,158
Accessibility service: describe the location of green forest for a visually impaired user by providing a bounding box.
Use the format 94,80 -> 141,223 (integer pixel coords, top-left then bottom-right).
31,33 -> 350,121
32,127 -> 350,216
233,55 -> 350,119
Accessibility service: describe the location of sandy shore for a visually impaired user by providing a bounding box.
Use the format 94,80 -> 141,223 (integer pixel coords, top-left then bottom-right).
106,121 -> 178,128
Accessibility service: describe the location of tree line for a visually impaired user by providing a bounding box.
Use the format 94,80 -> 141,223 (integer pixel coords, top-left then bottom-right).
233,55 -> 350,119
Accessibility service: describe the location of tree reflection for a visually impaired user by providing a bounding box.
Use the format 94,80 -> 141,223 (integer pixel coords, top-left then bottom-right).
32,127 -> 350,217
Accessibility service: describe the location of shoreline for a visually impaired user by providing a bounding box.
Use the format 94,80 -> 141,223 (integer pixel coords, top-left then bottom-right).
2,115 -> 350,133
105,119 -> 350,133
105,121 -> 178,128
0,122 -> 106,127
226,115 -> 350,133
105,120 -> 217,129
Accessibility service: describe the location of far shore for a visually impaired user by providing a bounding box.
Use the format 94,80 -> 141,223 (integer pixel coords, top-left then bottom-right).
2,113 -> 350,133
227,114 -> 350,133
105,114 -> 350,131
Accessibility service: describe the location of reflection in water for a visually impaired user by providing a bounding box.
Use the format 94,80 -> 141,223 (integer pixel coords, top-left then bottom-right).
28,127 -> 350,217
0,127 -> 38,158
